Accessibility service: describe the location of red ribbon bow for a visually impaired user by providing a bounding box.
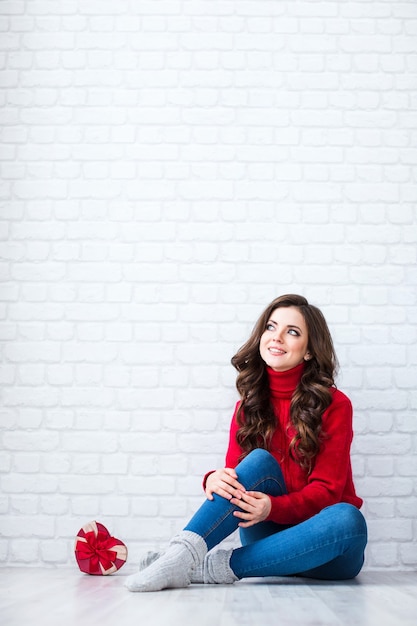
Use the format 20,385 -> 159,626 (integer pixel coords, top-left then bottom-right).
75,521 -> 128,576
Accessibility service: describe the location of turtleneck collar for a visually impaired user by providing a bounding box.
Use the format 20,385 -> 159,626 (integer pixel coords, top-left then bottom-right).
267,361 -> 304,399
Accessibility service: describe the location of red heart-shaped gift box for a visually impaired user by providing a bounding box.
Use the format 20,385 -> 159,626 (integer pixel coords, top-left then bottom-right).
75,521 -> 128,575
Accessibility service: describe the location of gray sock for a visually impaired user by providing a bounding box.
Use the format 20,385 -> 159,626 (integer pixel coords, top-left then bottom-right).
132,546 -> 237,586
191,548 -> 238,585
137,549 -> 164,571
135,548 -> 203,583
125,531 -> 207,592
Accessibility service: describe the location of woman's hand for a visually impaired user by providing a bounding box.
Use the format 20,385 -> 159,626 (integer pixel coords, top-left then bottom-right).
205,468 -> 246,501
230,491 -> 272,527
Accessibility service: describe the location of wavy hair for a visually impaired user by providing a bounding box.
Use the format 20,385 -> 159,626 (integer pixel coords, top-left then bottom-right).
231,294 -> 338,472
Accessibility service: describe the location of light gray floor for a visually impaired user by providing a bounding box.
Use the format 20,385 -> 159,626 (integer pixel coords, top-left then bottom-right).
0,567 -> 416,626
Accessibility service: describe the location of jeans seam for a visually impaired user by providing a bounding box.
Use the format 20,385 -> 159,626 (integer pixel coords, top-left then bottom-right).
250,474 -> 286,494
202,504 -> 236,541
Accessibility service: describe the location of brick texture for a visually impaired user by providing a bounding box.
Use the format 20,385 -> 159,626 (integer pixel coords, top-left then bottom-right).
1,1 -> 416,570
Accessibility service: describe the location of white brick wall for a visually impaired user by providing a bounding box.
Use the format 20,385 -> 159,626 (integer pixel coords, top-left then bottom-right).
1,0 -> 416,570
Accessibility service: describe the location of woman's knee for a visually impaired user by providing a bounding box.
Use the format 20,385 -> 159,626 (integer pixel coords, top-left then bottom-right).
237,448 -> 276,469
326,503 -> 367,541
235,448 -> 286,495
236,449 -> 280,479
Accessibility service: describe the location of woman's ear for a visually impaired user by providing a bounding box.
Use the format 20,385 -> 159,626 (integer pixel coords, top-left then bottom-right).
304,352 -> 312,361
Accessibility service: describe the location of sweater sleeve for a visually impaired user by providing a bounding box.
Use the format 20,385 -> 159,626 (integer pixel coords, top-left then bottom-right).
266,391 -> 361,525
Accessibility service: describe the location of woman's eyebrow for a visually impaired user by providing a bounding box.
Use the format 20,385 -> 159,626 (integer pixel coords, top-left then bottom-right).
268,319 -> 303,333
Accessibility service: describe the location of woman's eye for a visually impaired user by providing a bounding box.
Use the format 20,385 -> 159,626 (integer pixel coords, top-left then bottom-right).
288,329 -> 299,336
266,323 -> 275,331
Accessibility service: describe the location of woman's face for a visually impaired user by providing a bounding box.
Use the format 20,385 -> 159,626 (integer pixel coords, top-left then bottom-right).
259,306 -> 310,372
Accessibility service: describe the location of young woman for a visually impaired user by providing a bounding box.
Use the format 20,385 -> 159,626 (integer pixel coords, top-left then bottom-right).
126,294 -> 367,592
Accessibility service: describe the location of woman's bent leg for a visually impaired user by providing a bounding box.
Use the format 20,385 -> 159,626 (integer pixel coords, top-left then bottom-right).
185,448 -> 287,551
230,503 -> 367,581
126,449 -> 287,591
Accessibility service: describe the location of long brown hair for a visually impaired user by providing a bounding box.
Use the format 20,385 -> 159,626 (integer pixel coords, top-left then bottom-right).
231,294 -> 338,472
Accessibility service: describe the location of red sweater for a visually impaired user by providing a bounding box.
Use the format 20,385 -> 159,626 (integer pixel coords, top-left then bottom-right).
222,362 -> 363,525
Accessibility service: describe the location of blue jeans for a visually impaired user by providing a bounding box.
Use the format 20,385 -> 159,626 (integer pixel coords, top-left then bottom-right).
184,448 -> 367,580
